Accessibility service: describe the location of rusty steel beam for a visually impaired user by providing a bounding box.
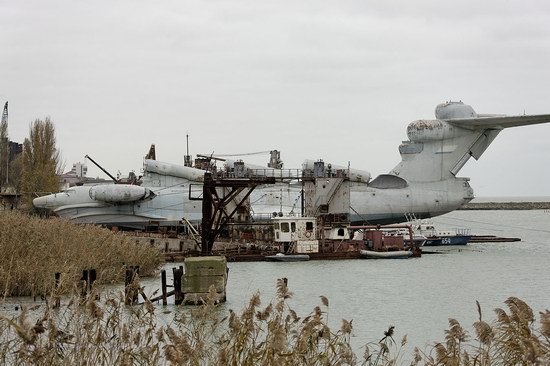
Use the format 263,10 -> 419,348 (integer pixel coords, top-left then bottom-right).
200,172 -> 276,255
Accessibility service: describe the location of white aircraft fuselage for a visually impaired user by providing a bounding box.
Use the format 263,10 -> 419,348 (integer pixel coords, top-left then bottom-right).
349,179 -> 474,224
33,101 -> 550,227
33,160 -> 203,228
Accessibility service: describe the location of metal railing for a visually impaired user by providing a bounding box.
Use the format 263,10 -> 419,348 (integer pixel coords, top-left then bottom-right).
211,169 -> 303,180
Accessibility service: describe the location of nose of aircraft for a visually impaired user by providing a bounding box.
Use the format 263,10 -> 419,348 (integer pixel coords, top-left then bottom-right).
33,195 -> 49,208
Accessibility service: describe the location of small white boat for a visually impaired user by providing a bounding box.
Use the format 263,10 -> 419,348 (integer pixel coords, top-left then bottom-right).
265,253 -> 311,262
386,228 -> 427,247
359,249 -> 412,259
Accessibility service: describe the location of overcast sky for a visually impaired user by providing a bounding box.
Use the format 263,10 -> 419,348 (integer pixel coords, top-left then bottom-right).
1,0 -> 549,197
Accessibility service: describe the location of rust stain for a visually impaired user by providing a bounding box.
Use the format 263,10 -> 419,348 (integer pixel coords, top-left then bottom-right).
407,119 -> 443,132
407,119 -> 444,141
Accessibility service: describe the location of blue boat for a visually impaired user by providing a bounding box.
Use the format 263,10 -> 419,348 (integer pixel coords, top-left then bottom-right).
423,235 -> 471,246
410,220 -> 472,246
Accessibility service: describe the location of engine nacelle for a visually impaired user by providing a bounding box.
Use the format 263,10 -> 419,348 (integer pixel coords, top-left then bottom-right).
435,101 -> 477,120
407,119 -> 471,142
144,159 -> 205,182
89,185 -> 153,203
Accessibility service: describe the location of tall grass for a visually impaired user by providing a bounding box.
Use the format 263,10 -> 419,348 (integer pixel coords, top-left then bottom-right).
416,297 -> 550,365
1,279 -> 548,365
0,211 -> 163,297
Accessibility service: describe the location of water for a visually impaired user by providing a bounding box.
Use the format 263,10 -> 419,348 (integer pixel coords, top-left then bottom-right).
220,210 -> 550,353
140,210 -> 549,355
3,210 -> 550,358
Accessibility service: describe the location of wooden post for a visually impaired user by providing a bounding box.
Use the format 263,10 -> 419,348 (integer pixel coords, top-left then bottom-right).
125,266 -> 139,305
81,270 -> 89,299
161,270 -> 167,306
89,269 -> 97,293
173,267 -> 184,305
124,266 -> 132,305
80,268 -> 99,301
53,272 -> 61,308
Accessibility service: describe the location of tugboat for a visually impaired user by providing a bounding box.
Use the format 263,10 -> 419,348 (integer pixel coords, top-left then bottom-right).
267,217 -> 319,262
268,215 -> 422,260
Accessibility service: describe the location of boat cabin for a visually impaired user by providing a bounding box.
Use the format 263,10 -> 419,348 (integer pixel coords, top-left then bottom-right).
324,226 -> 351,240
272,217 -> 319,254
413,221 -> 468,237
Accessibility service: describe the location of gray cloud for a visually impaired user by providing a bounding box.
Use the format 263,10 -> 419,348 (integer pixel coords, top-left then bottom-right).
1,0 -> 549,196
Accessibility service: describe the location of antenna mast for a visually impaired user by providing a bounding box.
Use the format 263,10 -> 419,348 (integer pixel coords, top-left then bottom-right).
184,133 -> 192,167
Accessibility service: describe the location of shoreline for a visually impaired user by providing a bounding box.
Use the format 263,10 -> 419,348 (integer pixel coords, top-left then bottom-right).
459,201 -> 550,210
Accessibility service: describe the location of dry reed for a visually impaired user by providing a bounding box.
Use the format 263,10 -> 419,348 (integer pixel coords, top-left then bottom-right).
0,211 -> 163,297
1,278 -> 547,365
1,211 -> 548,364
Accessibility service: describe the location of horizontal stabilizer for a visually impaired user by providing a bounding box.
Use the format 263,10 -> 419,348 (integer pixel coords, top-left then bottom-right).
447,114 -> 550,130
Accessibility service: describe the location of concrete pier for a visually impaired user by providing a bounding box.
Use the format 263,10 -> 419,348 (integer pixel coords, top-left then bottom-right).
459,201 -> 550,210
182,256 -> 227,305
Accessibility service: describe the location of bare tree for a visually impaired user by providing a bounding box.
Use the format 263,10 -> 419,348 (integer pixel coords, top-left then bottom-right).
20,118 -> 61,203
0,110 -> 8,191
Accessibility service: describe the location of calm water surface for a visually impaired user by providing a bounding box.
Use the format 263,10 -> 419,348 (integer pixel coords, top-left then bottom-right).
3,210 -> 550,358
145,210 -> 550,354
223,210 -> 550,353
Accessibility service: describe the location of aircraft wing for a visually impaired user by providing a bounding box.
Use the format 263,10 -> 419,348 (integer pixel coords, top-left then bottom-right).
446,114 -> 550,130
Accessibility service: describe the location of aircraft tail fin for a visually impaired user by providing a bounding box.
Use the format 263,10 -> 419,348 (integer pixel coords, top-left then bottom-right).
390,102 -> 550,182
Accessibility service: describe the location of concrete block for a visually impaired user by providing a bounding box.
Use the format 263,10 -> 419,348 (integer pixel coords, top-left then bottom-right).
183,292 -> 226,305
182,275 -> 226,293
184,256 -> 227,276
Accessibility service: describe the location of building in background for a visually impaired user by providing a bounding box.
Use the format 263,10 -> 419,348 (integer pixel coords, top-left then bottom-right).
59,162 -> 88,190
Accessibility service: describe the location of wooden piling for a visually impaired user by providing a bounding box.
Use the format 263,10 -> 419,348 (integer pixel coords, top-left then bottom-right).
89,269 -> 97,287
173,267 -> 184,305
124,266 -> 140,305
161,270 -> 167,305
149,290 -> 175,303
53,272 -> 61,308
80,269 -> 98,301
81,269 -> 89,298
